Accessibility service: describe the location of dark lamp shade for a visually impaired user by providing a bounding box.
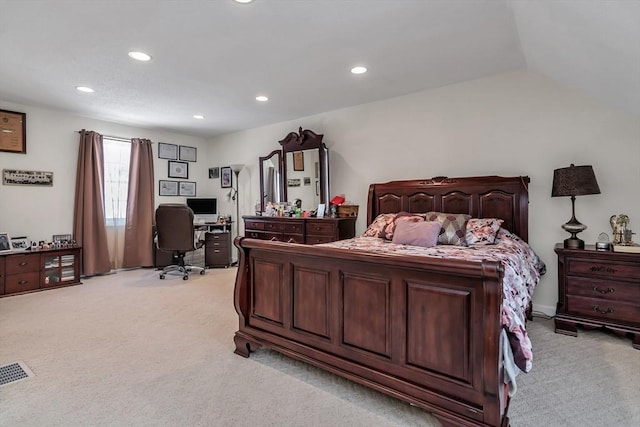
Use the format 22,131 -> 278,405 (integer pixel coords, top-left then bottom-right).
551,164 -> 600,197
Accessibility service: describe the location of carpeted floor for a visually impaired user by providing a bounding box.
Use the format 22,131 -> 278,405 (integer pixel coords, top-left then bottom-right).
0,268 -> 638,426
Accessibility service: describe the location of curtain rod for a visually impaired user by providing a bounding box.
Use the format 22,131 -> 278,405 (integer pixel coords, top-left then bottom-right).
75,130 -> 153,143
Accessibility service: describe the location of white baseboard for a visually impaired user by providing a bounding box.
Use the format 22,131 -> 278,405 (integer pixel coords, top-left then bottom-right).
532,303 -> 555,317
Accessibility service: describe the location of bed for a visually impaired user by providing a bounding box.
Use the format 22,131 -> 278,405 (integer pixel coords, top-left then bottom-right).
233,175 -> 543,427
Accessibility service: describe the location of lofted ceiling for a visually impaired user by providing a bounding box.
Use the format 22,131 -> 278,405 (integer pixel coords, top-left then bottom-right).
0,0 -> 638,138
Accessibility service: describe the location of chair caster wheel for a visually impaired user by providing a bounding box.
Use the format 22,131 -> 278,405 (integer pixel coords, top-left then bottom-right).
200,270 -> 205,275
183,275 -> 189,281
160,274 -> 165,279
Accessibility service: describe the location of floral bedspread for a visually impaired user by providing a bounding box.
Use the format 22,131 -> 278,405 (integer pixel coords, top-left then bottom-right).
318,228 -> 545,373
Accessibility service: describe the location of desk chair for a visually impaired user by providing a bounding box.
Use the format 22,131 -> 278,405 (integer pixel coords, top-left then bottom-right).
155,204 -> 205,280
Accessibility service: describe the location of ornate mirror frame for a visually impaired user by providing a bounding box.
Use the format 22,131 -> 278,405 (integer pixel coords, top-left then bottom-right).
259,150 -> 283,213
279,127 -> 329,210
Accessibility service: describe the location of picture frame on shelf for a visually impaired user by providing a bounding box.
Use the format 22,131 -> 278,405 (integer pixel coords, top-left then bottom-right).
0,109 -> 26,154
158,142 -> 178,160
179,145 -> 197,162
159,180 -> 179,196
178,181 -> 196,196
0,232 -> 11,253
221,166 -> 232,188
168,161 -> 188,179
10,236 -> 30,252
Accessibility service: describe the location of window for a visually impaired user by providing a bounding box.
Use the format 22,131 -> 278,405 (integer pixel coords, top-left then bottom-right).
103,138 -> 131,225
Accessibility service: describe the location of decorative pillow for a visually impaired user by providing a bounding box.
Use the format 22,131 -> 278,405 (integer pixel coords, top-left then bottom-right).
381,212 -> 426,240
426,211 -> 471,246
361,213 -> 397,238
465,218 -> 504,245
392,220 -> 441,248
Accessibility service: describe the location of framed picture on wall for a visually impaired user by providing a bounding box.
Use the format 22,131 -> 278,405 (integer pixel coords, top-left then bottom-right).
178,181 -> 196,196
208,167 -> 220,179
168,161 -> 188,179
179,145 -> 197,162
0,109 -> 26,154
220,166 -> 232,188
159,180 -> 178,196
293,151 -> 304,171
158,142 -> 178,160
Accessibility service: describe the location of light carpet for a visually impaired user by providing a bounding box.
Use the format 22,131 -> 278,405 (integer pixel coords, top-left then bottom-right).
0,268 -> 638,426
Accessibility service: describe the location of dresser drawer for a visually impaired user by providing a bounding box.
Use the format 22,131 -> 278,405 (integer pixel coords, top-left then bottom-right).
283,233 -> 304,244
264,222 -> 284,232
283,222 -> 304,234
306,235 -> 335,245
306,221 -> 337,235
246,231 -> 265,239
206,233 -> 229,247
567,295 -> 639,325
6,253 -> 40,274
567,276 -> 638,302
245,220 -> 265,231
567,258 -> 640,281
5,272 -> 40,294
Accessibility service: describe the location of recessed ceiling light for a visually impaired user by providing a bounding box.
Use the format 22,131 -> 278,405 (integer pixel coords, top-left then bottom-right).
76,86 -> 95,93
256,95 -> 269,102
128,51 -> 152,61
193,115 -> 205,119
234,0 -> 254,3
351,66 -> 367,74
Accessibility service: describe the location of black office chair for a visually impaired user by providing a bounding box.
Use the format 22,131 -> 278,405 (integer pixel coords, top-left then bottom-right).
155,204 -> 205,280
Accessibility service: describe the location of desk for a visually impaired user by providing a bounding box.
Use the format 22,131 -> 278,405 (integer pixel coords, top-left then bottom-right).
154,222 -> 233,269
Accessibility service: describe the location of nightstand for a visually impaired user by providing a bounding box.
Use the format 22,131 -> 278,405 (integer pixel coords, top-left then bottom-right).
554,244 -> 640,349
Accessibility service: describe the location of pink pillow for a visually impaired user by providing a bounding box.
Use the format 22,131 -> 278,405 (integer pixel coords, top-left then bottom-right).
465,218 -> 504,245
381,212 -> 426,240
392,220 -> 441,248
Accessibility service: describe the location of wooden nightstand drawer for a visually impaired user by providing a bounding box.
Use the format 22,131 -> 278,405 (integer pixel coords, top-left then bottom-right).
567,276 -> 639,302
567,259 -> 640,281
567,295 -> 639,325
5,272 -> 40,294
6,253 -> 40,274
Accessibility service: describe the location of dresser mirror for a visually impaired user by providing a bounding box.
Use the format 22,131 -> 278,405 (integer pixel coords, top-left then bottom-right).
280,128 -> 329,211
259,150 -> 283,213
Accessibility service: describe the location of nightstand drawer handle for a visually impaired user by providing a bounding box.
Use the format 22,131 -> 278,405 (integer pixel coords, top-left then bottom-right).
592,305 -> 614,315
592,286 -> 614,294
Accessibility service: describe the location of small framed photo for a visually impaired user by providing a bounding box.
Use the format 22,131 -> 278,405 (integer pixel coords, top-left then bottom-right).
179,145 -> 197,162
178,181 -> 196,196
221,166 -> 232,188
158,142 -> 178,160
0,232 -> 11,253
168,161 -> 188,179
317,204 -> 326,219
10,236 -> 30,252
293,151 -> 304,171
52,234 -> 72,242
159,180 -> 178,196
208,167 -> 220,179
3,169 -> 53,186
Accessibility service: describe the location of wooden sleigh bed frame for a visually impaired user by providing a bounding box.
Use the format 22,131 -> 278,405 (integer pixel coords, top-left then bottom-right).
233,175 -> 530,427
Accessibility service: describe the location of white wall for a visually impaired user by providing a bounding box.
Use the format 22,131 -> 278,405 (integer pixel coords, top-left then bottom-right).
0,101 -> 210,242
208,70 -> 640,316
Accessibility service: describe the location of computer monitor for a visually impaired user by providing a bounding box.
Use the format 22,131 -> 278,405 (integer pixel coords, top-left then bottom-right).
186,198 -> 217,222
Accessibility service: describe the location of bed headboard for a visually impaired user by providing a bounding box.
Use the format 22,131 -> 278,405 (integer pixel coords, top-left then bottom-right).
367,175 -> 530,242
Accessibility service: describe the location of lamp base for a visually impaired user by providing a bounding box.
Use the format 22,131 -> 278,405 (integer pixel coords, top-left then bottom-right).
564,236 -> 585,249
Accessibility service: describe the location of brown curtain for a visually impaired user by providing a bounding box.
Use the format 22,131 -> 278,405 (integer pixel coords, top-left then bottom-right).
122,138 -> 155,268
73,130 -> 111,276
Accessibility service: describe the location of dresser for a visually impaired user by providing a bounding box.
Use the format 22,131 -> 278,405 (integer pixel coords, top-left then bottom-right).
0,247 -> 82,297
243,216 -> 356,244
554,244 -> 640,349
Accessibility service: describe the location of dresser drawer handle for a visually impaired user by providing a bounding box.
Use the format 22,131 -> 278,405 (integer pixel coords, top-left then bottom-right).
315,226 -> 321,231
593,305 -> 614,315
20,262 -> 28,266
592,286 -> 614,294
19,280 -> 28,285
270,237 -> 278,241
287,238 -> 295,243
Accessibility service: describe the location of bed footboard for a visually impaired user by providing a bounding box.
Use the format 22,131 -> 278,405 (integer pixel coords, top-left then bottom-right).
233,237 -> 510,427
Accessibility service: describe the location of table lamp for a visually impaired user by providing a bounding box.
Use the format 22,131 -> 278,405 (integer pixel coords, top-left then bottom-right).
551,164 -> 600,249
